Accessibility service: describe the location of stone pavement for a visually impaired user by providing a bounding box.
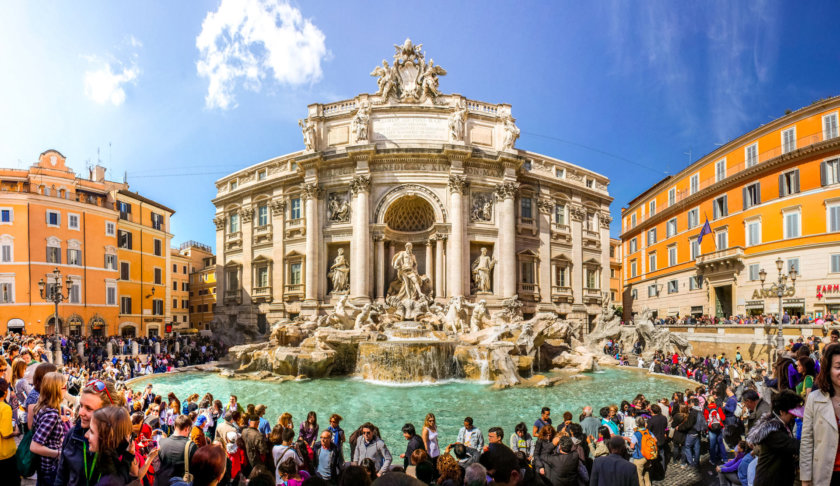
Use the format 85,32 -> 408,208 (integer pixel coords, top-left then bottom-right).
654,448 -> 720,486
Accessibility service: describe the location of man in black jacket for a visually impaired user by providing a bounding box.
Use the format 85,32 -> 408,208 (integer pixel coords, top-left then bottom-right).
400,423 -> 425,469
590,436 -> 640,486
155,415 -> 197,486
647,404 -> 669,474
313,430 -> 342,483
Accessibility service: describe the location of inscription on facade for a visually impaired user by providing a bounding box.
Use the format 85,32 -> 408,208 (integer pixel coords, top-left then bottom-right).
371,162 -> 446,172
328,126 -> 349,146
372,117 -> 447,141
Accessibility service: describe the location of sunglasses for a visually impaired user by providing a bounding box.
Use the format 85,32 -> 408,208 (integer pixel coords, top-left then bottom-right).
86,380 -> 114,405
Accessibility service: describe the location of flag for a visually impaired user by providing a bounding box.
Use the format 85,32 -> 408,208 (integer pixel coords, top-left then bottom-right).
697,218 -> 712,245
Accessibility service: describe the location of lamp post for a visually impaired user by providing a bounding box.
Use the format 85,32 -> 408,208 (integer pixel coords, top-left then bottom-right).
759,257 -> 797,353
38,267 -> 72,367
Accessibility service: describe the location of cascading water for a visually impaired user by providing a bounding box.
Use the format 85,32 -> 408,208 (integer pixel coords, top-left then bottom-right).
468,348 -> 491,382
355,338 -> 462,383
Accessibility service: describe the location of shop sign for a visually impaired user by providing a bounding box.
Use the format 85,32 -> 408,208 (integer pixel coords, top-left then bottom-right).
751,283 -> 795,300
745,300 -> 764,309
783,298 -> 805,305
817,284 -> 840,299
165,323 -> 173,333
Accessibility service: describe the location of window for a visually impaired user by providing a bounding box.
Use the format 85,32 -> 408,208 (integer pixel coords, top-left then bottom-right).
743,182 -> 761,209
746,219 -> 761,246
228,213 -> 240,234
0,281 -> 13,303
118,230 -> 132,249
630,213 -> 637,228
716,230 -> 728,250
256,266 -> 269,288
105,221 -> 115,236
106,284 -> 116,306
585,178 -> 594,189
69,281 -> 80,303
749,263 -> 760,281
783,209 -> 801,239
610,268 -> 615,278
183,282 -> 188,291
67,249 -> 82,266
782,127 -> 796,154
46,210 -> 60,227
182,299 -> 188,308
290,198 -> 302,220
630,260 -> 637,278
584,267 -> 598,288
153,239 -> 162,256
172,299 -> 177,309
47,245 -> 61,264
745,143 -> 758,167
1,243 -> 11,263
68,213 -> 80,230
631,288 -> 638,299
151,213 -> 163,231
667,280 -> 679,294
182,265 -> 187,274
668,246 -> 677,267
172,264 -> 177,272
152,299 -> 163,315
523,161 -> 532,171
648,200 -> 656,216
829,202 -> 840,233
687,208 -> 699,229
258,169 -> 267,181
120,296 -> 132,314
690,173 -> 699,195
648,284 -> 658,298
648,253 -> 657,272
154,268 -> 162,285
832,254 -> 840,273
554,204 -> 565,225
689,276 -> 703,290
825,113 -> 839,140
258,205 -> 269,227
629,238 -> 637,253
120,261 -> 129,280
822,158 -> 840,186
520,198 -> 533,220
173,281 -> 177,291
779,170 -> 800,197
0,208 -> 12,224
555,167 -> 565,178
713,195 -> 728,220
229,180 -> 238,191
715,159 -> 726,182
118,201 -> 131,220
647,228 -> 657,246
787,258 -> 800,277
690,239 -> 700,260
666,218 -> 677,238
609,245 -> 615,258
668,188 -> 676,206
289,262 -> 302,285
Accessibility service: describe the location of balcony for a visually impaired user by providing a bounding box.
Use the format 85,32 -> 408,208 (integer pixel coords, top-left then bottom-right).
252,286 -> 272,302
517,282 -> 539,301
551,286 -> 573,304
696,246 -> 744,274
224,289 -> 240,304
551,223 -> 571,242
284,283 -> 304,300
517,217 -> 537,236
582,229 -> 601,249
225,231 -> 242,251
582,287 -> 603,304
285,218 -> 305,238
253,224 -> 273,245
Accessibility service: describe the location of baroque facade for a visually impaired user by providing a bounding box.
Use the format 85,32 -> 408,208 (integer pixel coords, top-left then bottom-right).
213,40 -> 612,330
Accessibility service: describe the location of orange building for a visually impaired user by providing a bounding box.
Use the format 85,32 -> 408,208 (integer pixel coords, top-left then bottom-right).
181,241 -> 216,330
621,97 -> 840,320
609,237 -> 622,306
170,248 -> 190,332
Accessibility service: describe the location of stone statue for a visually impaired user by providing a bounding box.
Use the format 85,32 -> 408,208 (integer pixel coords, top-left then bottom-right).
497,294 -> 523,323
328,193 -> 350,223
471,248 -> 496,293
325,295 -> 359,329
501,113 -> 520,150
470,193 -> 493,222
420,59 -> 447,100
371,60 -> 397,99
351,102 -> 370,142
394,38 -> 422,63
354,303 -> 380,330
465,299 -> 489,333
391,242 -> 425,301
448,100 -> 467,142
328,248 -> 350,293
443,296 -> 468,334
299,118 -> 316,151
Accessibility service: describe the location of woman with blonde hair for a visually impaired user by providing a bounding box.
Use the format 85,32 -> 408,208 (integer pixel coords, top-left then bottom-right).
421,413 -> 440,465
277,412 -> 294,429
436,453 -> 461,486
10,358 -> 27,424
30,371 -> 66,486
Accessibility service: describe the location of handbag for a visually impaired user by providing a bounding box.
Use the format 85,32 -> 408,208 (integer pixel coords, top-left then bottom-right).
182,440 -> 194,482
16,427 -> 40,477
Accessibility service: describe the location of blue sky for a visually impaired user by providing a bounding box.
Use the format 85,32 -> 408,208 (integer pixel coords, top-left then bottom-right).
2,1 -> 839,250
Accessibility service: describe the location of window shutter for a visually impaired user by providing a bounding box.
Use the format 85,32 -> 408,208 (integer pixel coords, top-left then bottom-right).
723,195 -> 728,216
756,182 -> 761,205
794,169 -> 800,194
822,161 -> 828,187
713,201 -> 719,220
779,173 -> 785,197
742,187 -> 748,210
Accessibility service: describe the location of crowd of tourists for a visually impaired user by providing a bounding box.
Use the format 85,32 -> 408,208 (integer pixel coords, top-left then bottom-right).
3,330 -> 840,486
651,312 -> 837,327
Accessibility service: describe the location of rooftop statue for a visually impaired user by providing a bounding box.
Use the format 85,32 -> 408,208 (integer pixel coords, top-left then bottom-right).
370,38 -> 447,103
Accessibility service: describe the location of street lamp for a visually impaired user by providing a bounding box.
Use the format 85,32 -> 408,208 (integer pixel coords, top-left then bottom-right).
37,267 -> 72,367
759,257 -> 797,353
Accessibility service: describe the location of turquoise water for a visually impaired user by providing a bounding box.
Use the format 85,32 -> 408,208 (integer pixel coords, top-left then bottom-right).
133,369 -> 684,456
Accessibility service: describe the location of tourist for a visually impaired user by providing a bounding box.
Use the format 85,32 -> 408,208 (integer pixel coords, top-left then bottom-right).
353,422 -> 392,475
457,417 -> 484,452
25,362 -> 58,430
30,371 -> 66,486
277,457 -> 309,486
278,412 -> 294,430
580,406 -> 601,443
646,404 -> 668,472
715,440 -> 748,486
224,395 -> 243,415
533,407 -> 551,436
800,343 -> 840,486
592,427 -> 611,458
420,413 -> 439,465
171,445 -> 228,486
745,389 -> 803,486
599,407 -> 618,436
0,379 -> 19,485
704,398 -> 726,466
11,358 -> 28,424
55,379 -> 123,486
742,389 -> 770,432
255,405 -> 271,437
796,357 -> 816,398
462,462 -> 486,486
435,453 -> 461,486
271,427 -> 301,484
509,422 -> 533,457
405,449 -> 428,478
487,427 -> 503,447
215,412 -> 237,448
313,430 -> 341,482
191,415 -> 210,447
446,442 -> 478,469
400,423 -> 424,469
478,442 -> 521,486
326,414 -> 346,459
590,435 -> 639,486
85,406 -> 135,485
682,399 -> 704,468
532,424 -> 555,475
628,416 -> 651,486
242,414 -> 270,476
155,415 -> 198,486
540,435 -> 581,485
299,411 -> 320,449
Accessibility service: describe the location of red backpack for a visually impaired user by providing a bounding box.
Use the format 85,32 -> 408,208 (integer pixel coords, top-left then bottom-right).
707,405 -> 725,432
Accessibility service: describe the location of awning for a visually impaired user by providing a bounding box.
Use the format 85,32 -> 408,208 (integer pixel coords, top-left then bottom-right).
745,302 -> 765,310
6,318 -> 24,328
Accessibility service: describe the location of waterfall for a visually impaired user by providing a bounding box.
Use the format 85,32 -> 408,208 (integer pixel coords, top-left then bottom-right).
469,348 -> 490,382
355,341 -> 462,383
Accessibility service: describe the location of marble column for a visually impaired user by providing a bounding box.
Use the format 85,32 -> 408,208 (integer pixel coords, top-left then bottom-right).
213,215 -> 226,306
239,206 -> 254,304
271,199 -> 286,305
350,175 -> 371,301
425,241 -> 433,279
302,183 -> 321,303
570,204 -> 584,304
375,236 -> 385,299
447,175 -> 467,297
496,181 -> 520,297
387,242 -> 395,286
435,235 -> 445,299
537,198 -> 553,307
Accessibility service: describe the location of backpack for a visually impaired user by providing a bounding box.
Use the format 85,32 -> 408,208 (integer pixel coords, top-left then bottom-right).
638,429 -> 658,460
692,411 -> 707,433
708,407 -> 724,433
15,427 -> 39,477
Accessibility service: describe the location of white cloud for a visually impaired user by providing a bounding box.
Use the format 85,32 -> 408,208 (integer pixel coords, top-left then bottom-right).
196,0 -> 328,110
84,62 -> 139,105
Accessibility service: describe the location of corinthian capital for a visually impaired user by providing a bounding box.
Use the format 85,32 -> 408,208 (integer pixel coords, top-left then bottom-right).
300,182 -> 322,200
569,204 -> 585,222
448,175 -> 468,194
494,181 -> 520,200
213,216 -> 226,230
350,175 -> 371,195
238,207 -> 253,223
599,212 -> 613,228
536,197 -> 553,214
271,199 -> 287,216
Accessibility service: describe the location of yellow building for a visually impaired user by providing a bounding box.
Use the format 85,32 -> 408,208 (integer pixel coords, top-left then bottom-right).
609,238 -> 622,306
621,96 -> 840,320
181,241 -> 216,330
115,190 -> 175,337
170,248 -> 190,332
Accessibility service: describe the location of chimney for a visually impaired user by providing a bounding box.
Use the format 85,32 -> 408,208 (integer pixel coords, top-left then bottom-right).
94,165 -> 106,182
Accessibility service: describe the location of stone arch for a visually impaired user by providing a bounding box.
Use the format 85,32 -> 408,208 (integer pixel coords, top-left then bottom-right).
118,321 -> 138,338
374,184 -> 447,225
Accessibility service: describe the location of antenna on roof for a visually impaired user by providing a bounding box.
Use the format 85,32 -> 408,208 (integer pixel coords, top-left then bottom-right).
97,147 -> 101,165
124,171 -> 127,185
684,147 -> 692,165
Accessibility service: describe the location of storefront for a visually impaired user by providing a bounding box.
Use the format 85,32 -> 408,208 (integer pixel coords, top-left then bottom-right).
67,315 -> 83,337
6,318 -> 24,333
782,298 -> 806,317
745,300 -> 764,316
817,285 -> 840,316
89,316 -> 106,337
